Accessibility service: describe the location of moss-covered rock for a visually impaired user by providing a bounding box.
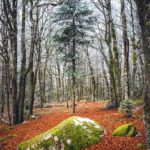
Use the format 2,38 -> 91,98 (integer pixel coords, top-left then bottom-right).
112,123 -> 138,137
18,116 -> 105,150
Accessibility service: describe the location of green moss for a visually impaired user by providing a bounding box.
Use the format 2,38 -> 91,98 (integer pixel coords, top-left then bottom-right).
112,123 -> 138,137
131,37 -> 138,50
146,20 -> 150,25
133,98 -> 142,105
113,45 -> 118,52
132,51 -> 137,65
112,25 -> 116,39
137,143 -> 146,149
18,117 -> 104,150
119,99 -> 134,117
0,134 -> 17,142
0,137 -> 7,142
126,125 -> 137,136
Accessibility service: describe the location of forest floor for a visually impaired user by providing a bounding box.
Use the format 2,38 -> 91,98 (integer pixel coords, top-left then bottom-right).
0,101 -> 146,150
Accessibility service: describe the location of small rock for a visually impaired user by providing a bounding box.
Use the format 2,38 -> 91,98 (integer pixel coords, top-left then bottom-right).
112,123 -> 138,137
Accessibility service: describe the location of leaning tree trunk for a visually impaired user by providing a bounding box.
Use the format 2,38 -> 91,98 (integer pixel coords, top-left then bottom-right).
135,0 -> 150,149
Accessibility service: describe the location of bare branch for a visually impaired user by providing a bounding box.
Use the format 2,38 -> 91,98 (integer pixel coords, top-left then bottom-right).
36,0 -> 65,7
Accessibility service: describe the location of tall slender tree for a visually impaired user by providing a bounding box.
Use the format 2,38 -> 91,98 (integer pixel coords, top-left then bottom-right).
120,0 -> 130,99
53,0 -> 94,113
17,0 -> 27,123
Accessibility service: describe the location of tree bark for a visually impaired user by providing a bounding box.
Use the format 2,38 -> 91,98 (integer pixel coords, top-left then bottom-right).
17,0 -> 26,123
111,22 -> 122,104
28,0 -> 40,116
28,0 -> 36,116
129,0 -> 137,98
72,10 -> 76,114
0,62 -> 4,123
120,0 -> 130,99
2,0 -> 19,124
135,0 -> 150,149
85,45 -> 96,102
72,35 -> 76,114
2,0 -> 18,124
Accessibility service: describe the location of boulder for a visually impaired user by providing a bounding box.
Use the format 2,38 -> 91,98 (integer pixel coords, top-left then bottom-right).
112,123 -> 138,137
18,116 -> 104,150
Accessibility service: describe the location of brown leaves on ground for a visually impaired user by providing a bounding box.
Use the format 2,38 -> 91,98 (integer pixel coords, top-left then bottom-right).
0,101 -> 146,150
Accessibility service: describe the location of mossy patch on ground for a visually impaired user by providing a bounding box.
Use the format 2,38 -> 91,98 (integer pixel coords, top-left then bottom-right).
137,143 -> 146,149
112,123 -> 138,137
0,134 -> 17,142
18,116 -> 105,150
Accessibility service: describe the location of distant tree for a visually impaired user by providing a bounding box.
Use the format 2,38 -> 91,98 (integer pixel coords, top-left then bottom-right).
84,44 -> 96,102
94,0 -> 121,107
53,0 -> 95,113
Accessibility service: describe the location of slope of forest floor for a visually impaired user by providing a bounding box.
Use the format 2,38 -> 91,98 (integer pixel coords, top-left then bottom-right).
0,101 -> 146,150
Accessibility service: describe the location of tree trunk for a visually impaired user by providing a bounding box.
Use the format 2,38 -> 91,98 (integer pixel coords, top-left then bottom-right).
39,66 -> 44,108
85,45 -> 96,102
111,22 -> 122,104
29,0 -> 39,116
2,24 -> 11,125
5,63 -> 11,125
105,0 -> 118,107
29,65 -> 38,116
129,0 -> 137,98
72,13 -> 76,114
10,0 -> 18,125
18,0 -> 26,123
72,41 -> 76,114
11,31 -> 18,124
102,62 -> 110,99
120,0 -> 130,99
135,0 -> 150,149
28,0 -> 35,115
0,63 -> 4,123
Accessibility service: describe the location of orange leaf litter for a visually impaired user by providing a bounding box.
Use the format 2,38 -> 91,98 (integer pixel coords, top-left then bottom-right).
0,101 -> 146,150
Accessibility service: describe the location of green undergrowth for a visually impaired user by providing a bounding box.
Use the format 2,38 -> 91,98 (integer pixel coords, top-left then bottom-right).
137,143 -> 147,149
